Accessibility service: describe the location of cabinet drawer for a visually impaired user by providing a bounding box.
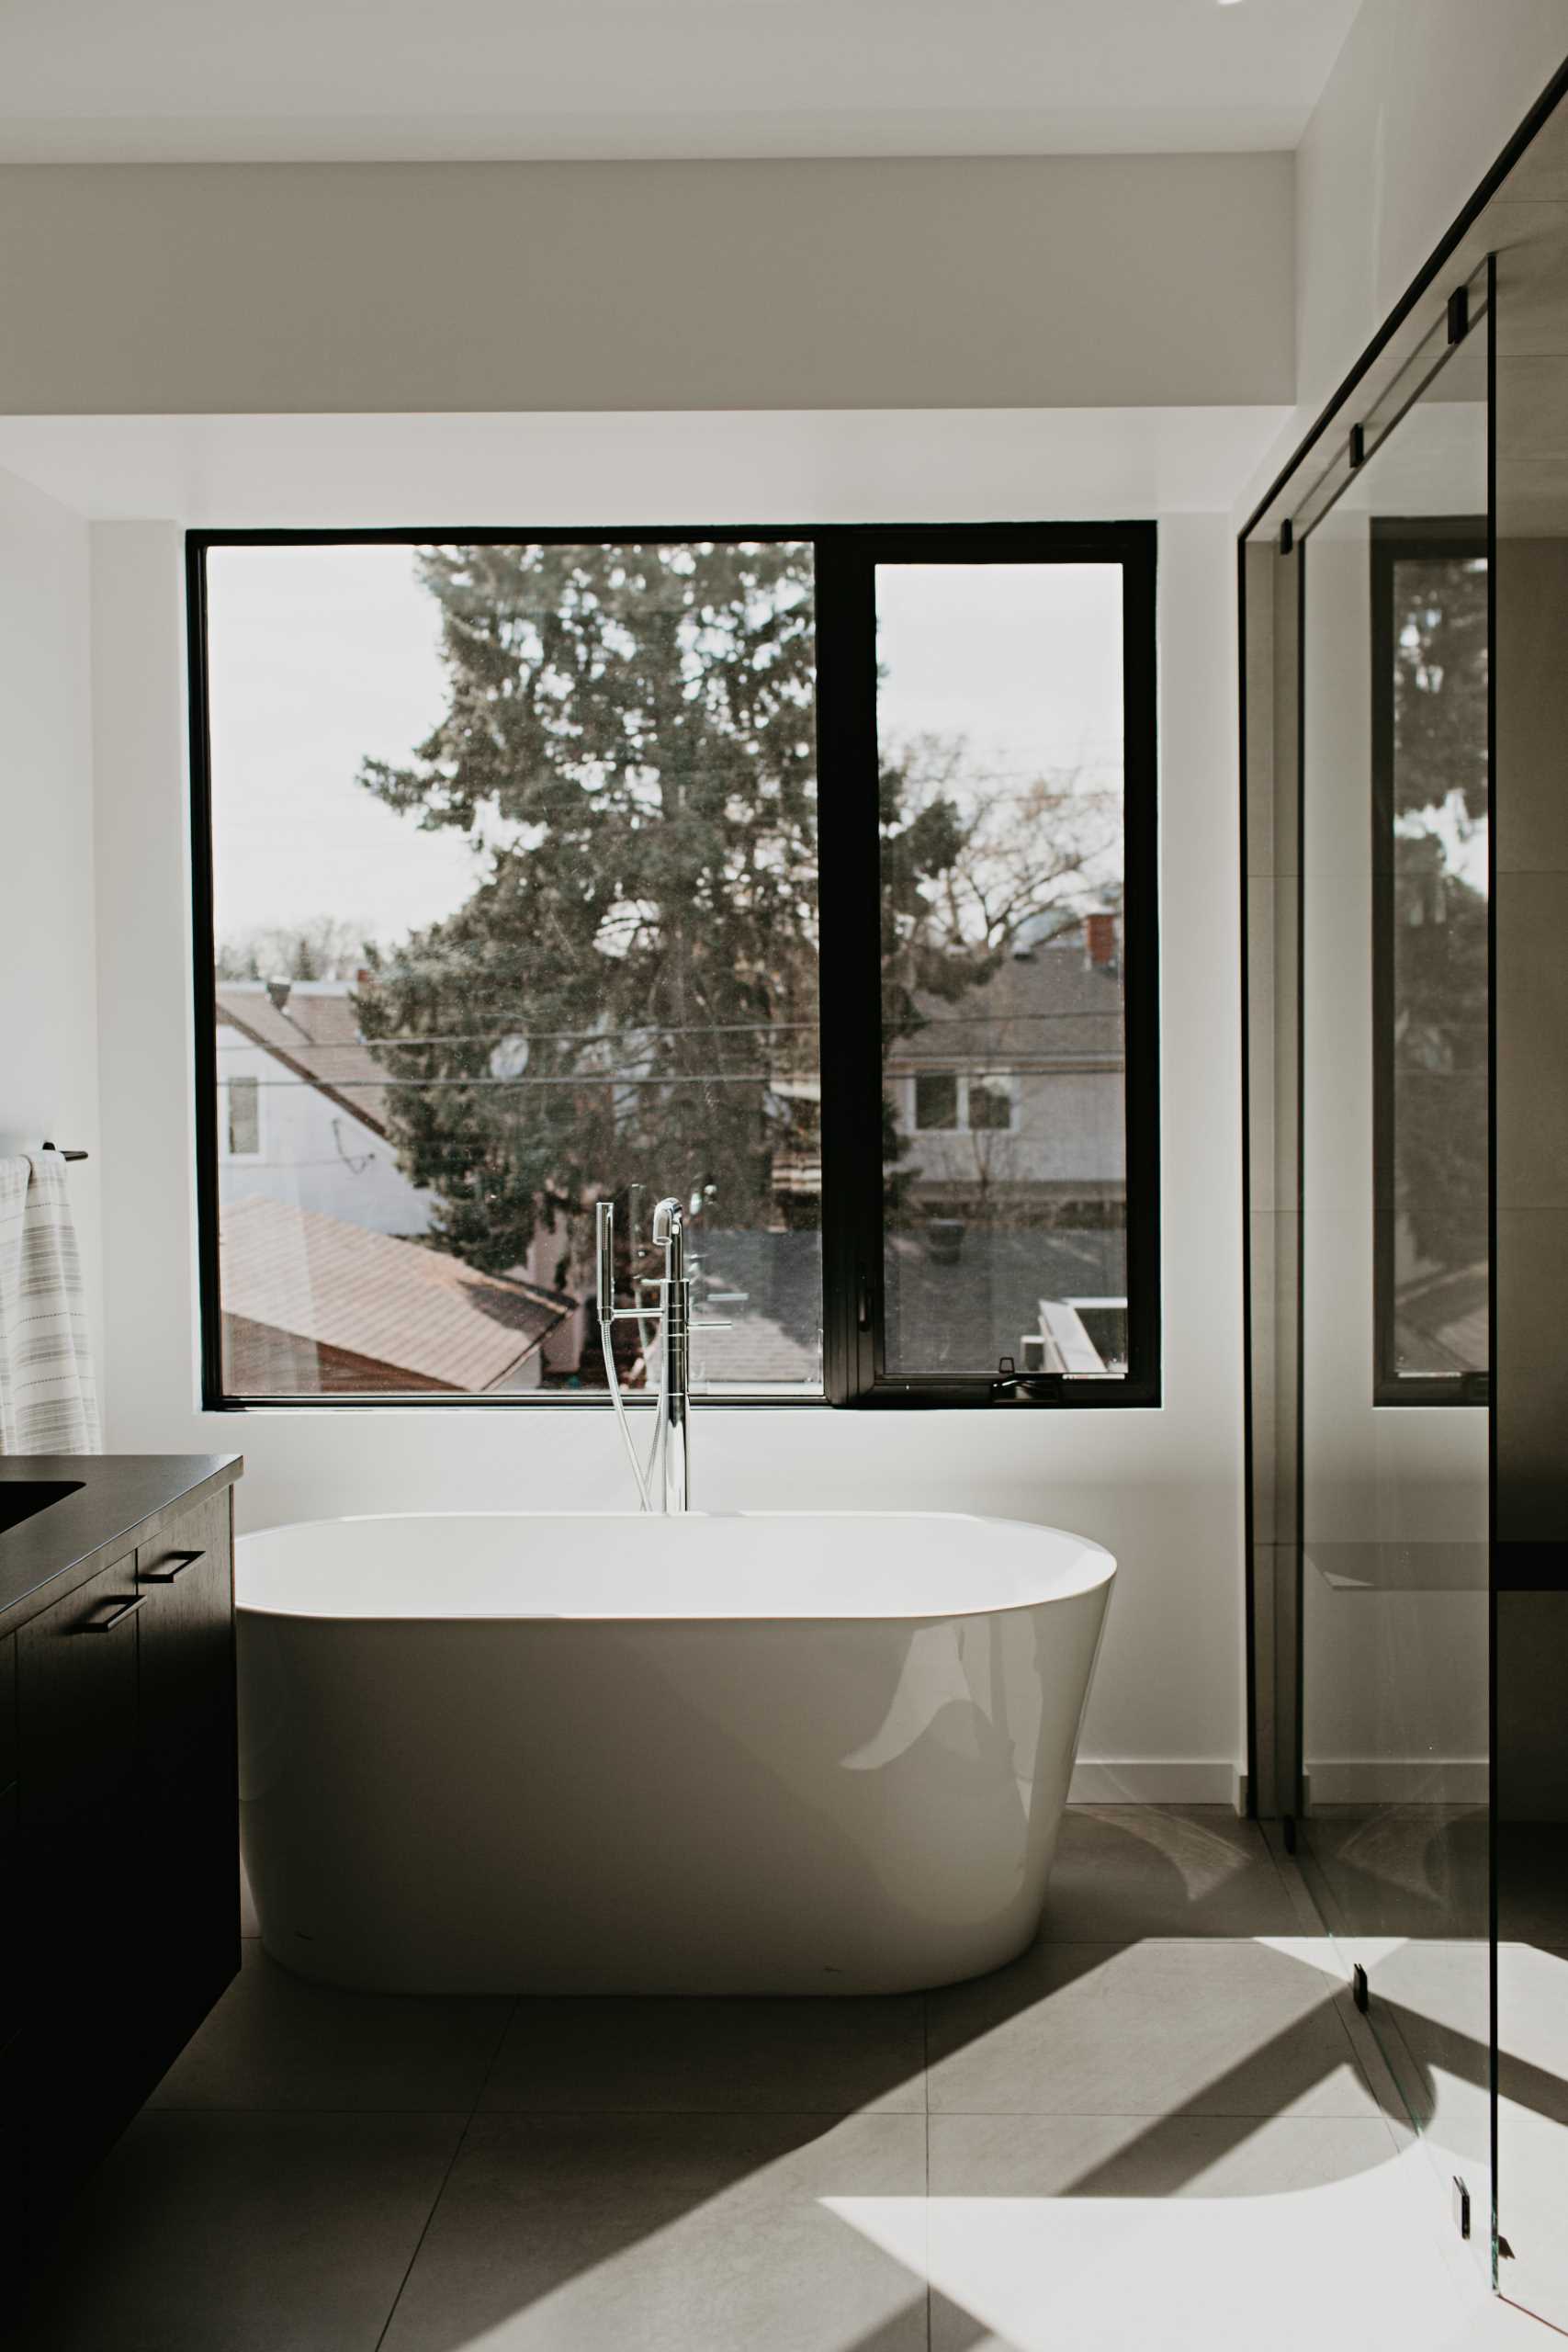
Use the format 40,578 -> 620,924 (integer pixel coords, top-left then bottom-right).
16,1554 -> 141,1832
0,1780 -> 16,2052
0,1634 -> 13,1791
13,1555 -> 144,2160
137,1491 -> 238,2022
138,1492 -> 234,1762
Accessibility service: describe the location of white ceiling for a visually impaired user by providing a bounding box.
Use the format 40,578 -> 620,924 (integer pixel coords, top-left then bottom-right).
0,0 -> 1362,164
0,409 -> 1292,526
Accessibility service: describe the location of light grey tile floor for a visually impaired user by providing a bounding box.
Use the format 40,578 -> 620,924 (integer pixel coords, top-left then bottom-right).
1040,1804 -> 1303,1940
1298,1805 -> 1490,1939
19,2110 -> 467,2352
16,1807 -> 1540,2352
379,2113 -> 929,2352
479,1988 -> 926,2115
926,1936 -> 1382,2120
152,1941 -> 513,2113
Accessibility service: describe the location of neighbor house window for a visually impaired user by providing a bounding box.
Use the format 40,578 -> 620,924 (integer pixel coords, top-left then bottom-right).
190,524 -> 1157,1406
1371,521 -> 1488,1405
224,1076 -> 261,1158
915,1074 -> 959,1131
966,1079 -> 1013,1132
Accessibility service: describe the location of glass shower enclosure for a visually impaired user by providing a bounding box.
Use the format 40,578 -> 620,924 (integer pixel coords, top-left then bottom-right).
1242,65 -> 1568,2327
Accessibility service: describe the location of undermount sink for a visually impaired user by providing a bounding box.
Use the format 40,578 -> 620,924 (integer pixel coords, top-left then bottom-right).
0,1479 -> 85,1536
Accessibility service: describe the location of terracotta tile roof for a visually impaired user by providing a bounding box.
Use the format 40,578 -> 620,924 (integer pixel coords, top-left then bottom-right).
214,984 -> 395,1135
220,1195 -> 568,1391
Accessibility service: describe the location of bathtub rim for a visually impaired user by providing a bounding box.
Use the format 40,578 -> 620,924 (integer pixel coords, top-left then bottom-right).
234,1507 -> 1117,1627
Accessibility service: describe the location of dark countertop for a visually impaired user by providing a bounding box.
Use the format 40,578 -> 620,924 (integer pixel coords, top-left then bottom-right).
0,1454 -> 243,1637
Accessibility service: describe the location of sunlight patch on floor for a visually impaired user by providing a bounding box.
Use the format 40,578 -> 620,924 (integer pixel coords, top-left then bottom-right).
826,2149 -> 1494,2352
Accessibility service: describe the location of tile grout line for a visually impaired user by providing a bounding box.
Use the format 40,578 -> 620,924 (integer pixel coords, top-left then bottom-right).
145,2099 -> 932,2117
370,1996 -> 519,2352
141,2098 -> 1404,2120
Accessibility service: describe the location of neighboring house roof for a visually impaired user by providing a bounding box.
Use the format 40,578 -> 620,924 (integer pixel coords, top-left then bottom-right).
220,1194 -> 569,1390
690,1309 -> 819,1388
215,982 -> 396,1136
888,933 -> 1124,1070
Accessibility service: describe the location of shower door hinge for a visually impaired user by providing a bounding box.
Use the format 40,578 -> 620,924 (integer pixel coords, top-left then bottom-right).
1448,286 -> 1470,345
1452,2176 -> 1472,2241
1352,1963 -> 1369,2013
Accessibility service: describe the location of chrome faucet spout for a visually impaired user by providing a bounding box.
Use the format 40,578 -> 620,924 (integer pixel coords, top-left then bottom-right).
598,1189 -> 728,1513
648,1198 -> 691,1514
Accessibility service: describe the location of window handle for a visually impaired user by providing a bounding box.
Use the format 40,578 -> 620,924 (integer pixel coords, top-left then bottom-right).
857,1272 -> 872,1331
991,1355 -> 1065,1404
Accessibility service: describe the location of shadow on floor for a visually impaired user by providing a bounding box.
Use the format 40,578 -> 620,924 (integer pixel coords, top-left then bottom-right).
15,1805 -> 1509,2352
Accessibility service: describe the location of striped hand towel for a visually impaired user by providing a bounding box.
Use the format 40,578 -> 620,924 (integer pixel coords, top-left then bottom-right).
0,1151 -> 102,1454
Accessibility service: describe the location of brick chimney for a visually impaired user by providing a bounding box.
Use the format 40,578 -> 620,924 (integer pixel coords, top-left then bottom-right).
1084,911 -> 1118,970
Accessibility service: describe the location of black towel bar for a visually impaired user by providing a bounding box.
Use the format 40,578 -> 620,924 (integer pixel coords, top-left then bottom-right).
40,1140 -> 89,1162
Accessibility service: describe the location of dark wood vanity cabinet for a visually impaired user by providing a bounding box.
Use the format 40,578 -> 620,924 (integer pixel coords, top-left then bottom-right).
136,1491 -> 239,2042
0,1460 -> 241,2233
13,1554 -> 147,2168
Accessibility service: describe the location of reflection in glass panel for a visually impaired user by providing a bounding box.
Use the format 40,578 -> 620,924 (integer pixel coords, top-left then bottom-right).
1373,528 -> 1489,1394
874,563 -> 1127,1378
1297,311 -> 1490,2243
205,540 -> 822,1396
1495,187 -> 1568,2328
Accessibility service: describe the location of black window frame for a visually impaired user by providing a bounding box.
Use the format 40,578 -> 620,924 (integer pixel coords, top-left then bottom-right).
1369,515 -> 1490,1408
188,519 -> 1160,1412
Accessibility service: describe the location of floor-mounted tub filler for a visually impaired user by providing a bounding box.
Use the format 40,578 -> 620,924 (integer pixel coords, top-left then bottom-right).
236,1510 -> 1114,1996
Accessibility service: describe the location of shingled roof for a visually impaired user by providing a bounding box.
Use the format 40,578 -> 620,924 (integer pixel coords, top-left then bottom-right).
214,982 -> 396,1135
888,930 -> 1125,1070
220,1195 -> 568,1391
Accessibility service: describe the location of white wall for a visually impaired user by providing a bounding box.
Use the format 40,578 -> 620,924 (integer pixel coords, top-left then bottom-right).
0,155 -> 1293,416
1238,0 -> 1568,527
0,462 -> 103,1374
87,509 -> 1247,1796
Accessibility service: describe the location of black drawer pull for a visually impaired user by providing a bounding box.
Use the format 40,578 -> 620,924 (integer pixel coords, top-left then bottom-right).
141,1550 -> 205,1585
85,1593 -> 147,1634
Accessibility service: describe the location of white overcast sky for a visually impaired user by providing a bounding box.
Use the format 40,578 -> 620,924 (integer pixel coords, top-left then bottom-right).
206,544 -> 1125,948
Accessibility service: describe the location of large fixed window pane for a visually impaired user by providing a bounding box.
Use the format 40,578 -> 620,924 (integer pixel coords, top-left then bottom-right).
875,561 -> 1133,1380
201,539 -> 821,1399
1371,526 -> 1489,1397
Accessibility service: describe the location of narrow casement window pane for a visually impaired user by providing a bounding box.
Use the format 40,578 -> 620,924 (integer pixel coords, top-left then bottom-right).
876,563 -> 1129,1378
1375,538 -> 1489,1390
203,541 -> 821,1399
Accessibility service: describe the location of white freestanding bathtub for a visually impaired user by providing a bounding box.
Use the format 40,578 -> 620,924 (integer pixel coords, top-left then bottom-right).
236,1511 -> 1114,1996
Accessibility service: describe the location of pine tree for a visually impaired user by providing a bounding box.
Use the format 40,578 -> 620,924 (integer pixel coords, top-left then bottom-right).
354,540 -> 1120,1277
354,542 -> 819,1273
1389,552 -> 1489,1279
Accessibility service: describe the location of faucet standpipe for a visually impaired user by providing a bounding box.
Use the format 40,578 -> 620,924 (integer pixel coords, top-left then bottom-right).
595,1194 -> 729,1513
